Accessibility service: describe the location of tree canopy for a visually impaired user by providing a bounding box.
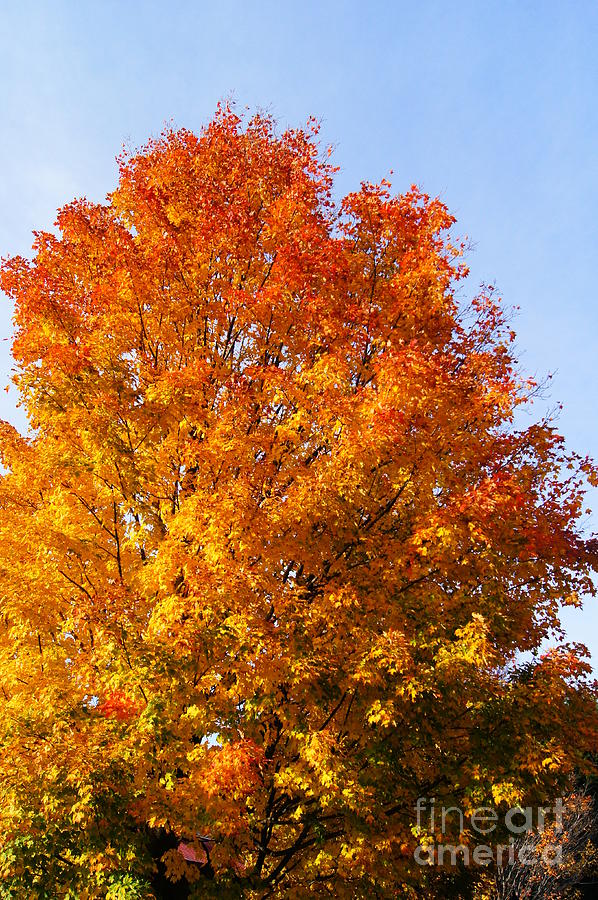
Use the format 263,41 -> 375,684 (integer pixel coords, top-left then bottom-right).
0,106 -> 596,898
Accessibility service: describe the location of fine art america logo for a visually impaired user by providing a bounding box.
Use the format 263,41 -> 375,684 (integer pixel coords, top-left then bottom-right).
414,796 -> 564,867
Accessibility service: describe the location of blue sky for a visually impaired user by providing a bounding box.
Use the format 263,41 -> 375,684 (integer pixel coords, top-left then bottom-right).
1,0 -> 596,661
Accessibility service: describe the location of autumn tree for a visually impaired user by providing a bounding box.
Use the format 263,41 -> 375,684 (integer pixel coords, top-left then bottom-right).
0,106 -> 597,898
494,782 -> 598,899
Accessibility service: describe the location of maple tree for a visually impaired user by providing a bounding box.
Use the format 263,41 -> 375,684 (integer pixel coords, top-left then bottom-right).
0,106 -> 597,898
495,782 -> 598,899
